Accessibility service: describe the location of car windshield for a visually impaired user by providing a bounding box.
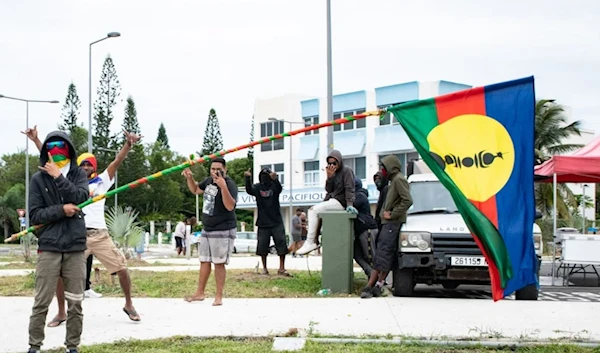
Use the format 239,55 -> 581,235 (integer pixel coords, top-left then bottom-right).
408,181 -> 459,215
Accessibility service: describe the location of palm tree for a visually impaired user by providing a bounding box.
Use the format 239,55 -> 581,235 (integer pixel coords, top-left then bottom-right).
534,99 -> 583,219
106,206 -> 144,259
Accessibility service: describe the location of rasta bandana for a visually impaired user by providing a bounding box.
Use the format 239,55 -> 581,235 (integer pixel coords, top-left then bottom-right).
46,141 -> 70,169
77,153 -> 100,184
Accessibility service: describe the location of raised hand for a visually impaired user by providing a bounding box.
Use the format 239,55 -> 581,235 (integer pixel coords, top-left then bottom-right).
39,152 -> 61,178
21,125 -> 38,141
182,168 -> 193,179
123,129 -> 143,145
244,169 -> 252,177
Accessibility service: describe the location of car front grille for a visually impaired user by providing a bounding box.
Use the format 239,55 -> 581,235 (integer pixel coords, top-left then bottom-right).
431,233 -> 482,255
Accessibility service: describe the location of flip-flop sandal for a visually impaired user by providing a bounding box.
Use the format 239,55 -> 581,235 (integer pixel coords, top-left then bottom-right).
261,270 -> 269,275
278,270 -> 293,277
122,308 -> 141,322
47,317 -> 66,328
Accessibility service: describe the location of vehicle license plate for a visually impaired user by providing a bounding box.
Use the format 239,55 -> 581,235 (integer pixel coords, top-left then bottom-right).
451,256 -> 488,267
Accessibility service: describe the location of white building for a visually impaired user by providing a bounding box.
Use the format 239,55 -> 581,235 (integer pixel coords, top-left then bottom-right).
239,80 -> 474,234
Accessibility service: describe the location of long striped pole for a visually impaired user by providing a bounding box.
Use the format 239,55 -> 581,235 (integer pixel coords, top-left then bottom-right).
5,110 -> 383,243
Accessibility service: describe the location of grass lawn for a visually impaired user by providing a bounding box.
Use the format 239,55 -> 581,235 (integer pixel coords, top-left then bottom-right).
41,337 -> 599,353
0,257 -> 194,270
0,269 -> 368,298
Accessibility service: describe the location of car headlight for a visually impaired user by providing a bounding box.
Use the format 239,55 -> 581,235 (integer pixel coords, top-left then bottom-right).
400,232 -> 431,252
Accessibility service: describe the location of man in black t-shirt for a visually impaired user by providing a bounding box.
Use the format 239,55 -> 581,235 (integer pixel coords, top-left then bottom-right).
182,157 -> 238,306
244,167 -> 291,276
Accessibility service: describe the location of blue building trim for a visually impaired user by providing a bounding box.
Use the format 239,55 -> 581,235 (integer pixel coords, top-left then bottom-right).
301,99 -> 319,117
375,82 -> 419,107
438,80 -> 472,95
332,90 -> 366,112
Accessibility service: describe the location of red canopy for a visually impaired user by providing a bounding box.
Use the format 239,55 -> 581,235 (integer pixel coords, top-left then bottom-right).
534,135 -> 600,183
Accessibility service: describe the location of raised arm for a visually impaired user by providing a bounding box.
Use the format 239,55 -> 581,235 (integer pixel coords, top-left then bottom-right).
21,125 -> 43,152
244,169 -> 256,196
182,168 -> 204,195
105,130 -> 143,180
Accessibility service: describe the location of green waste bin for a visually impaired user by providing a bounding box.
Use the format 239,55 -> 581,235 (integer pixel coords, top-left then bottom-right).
320,210 -> 357,294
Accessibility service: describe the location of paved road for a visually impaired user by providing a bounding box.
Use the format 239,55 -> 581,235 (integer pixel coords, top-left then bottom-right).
3,296 -> 600,353
408,284 -> 600,302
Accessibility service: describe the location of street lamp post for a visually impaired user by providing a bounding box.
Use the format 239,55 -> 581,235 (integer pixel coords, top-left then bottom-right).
0,94 -> 59,228
582,184 -> 589,233
268,118 -> 303,234
326,0 -> 334,156
88,32 -> 121,153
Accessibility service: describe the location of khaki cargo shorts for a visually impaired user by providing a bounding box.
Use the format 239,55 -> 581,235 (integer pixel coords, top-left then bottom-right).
85,229 -> 127,275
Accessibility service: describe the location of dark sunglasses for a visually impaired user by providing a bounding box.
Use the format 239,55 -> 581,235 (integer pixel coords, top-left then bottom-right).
46,141 -> 65,149
327,161 -> 338,166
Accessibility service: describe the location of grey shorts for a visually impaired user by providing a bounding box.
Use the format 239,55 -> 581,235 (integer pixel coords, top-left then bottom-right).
198,228 -> 236,264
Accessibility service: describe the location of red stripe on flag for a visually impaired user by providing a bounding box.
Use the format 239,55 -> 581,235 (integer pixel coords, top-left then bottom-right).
434,88 -> 504,301
434,86 -> 486,124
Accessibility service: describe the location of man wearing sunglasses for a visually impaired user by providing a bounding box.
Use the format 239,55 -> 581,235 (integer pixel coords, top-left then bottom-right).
24,127 -> 143,326
25,131 -> 89,353
297,149 -> 358,255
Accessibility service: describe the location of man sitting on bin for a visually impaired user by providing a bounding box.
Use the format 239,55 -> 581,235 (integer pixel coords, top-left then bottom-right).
296,149 -> 358,255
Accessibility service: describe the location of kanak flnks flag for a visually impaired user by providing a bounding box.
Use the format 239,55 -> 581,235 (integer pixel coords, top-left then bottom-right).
388,76 -> 537,301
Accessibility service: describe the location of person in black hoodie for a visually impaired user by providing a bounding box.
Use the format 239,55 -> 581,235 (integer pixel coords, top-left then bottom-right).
373,171 -> 389,232
353,177 -> 378,278
244,167 -> 291,276
26,131 -> 89,353
297,149 -> 358,255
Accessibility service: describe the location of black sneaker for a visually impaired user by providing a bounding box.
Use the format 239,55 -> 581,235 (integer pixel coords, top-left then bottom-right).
66,349 -> 79,353
360,286 -> 373,299
27,349 -> 40,353
372,285 -> 382,297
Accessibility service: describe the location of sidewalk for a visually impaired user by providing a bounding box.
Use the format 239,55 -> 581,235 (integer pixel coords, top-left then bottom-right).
0,255 -> 363,277
2,296 -> 598,353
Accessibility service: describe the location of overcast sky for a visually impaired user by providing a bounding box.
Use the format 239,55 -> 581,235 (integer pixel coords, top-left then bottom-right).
1,0 -> 599,161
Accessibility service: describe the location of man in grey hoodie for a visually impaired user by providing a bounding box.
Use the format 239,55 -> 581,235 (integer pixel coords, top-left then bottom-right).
297,149 -> 358,255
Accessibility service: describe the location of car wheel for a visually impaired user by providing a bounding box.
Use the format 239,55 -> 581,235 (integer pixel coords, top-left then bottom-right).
392,269 -> 414,297
269,246 -> 277,255
515,284 -> 538,300
516,259 -> 540,301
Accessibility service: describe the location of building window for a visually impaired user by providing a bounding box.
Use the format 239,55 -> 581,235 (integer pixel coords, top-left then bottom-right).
260,163 -> 285,185
260,121 -> 285,151
378,104 -> 402,126
304,116 -> 319,136
303,161 -> 320,187
342,157 -> 366,180
333,109 -> 366,131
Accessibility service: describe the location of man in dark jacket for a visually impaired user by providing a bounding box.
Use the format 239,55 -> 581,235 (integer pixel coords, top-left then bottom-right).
26,131 -> 89,353
297,149 -> 358,255
362,154 -> 412,299
353,177 -> 378,278
373,171 -> 389,231
244,167 -> 291,276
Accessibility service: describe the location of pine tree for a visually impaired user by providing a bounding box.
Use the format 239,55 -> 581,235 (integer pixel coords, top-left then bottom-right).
60,83 -> 81,131
58,82 -> 87,153
247,115 -> 254,161
93,54 -> 122,170
156,123 -> 169,149
201,108 -> 224,156
121,96 -> 141,137
118,96 -> 148,212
